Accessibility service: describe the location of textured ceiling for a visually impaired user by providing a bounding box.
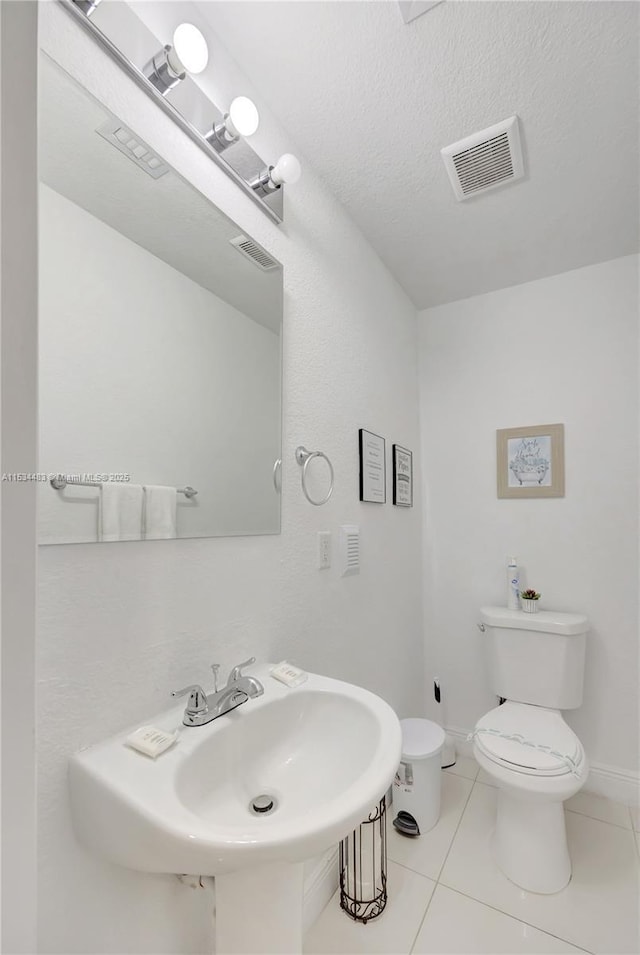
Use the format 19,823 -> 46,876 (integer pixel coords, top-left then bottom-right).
196,0 -> 639,308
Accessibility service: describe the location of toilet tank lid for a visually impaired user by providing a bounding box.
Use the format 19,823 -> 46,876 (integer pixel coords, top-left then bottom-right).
480,606 -> 589,635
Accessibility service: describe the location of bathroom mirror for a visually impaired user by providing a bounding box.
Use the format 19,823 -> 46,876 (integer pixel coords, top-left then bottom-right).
38,56 -> 282,544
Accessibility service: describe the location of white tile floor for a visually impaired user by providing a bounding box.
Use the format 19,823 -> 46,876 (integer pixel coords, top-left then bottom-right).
305,758 -> 640,955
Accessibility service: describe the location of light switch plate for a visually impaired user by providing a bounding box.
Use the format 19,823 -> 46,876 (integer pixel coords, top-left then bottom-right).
317,531 -> 331,570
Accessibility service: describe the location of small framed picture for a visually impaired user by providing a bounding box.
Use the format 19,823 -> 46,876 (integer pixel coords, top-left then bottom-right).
392,445 -> 413,507
497,423 -> 565,499
359,429 -> 386,503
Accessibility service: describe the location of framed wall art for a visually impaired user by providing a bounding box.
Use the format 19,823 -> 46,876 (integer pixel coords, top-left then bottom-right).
359,429 -> 386,503
392,445 -> 413,507
497,423 -> 565,499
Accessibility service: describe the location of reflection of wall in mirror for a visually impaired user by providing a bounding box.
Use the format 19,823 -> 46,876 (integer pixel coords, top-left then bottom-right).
38,184 -> 280,543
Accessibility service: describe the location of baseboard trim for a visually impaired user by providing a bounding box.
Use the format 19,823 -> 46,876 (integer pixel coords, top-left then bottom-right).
303,847 -> 339,932
445,725 -> 475,759
444,726 -> 639,806
583,762 -> 640,806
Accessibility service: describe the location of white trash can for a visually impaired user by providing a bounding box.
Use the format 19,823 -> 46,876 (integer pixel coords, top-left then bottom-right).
392,719 -> 445,836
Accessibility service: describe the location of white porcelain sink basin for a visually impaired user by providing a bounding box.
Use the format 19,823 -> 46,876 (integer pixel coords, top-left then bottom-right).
69,664 -> 401,878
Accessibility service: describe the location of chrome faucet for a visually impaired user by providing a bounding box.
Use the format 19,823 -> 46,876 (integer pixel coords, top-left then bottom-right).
226,656 -> 265,701
172,657 -> 264,727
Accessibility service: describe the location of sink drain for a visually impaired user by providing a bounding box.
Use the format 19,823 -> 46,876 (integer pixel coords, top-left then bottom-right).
250,794 -> 277,816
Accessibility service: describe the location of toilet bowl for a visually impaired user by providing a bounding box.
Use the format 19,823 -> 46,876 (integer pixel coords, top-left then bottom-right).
475,606 -> 590,895
472,701 -> 588,894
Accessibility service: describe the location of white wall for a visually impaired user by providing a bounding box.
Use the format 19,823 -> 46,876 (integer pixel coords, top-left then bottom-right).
418,256 -> 639,788
39,184 -> 281,543
0,4 -> 38,951
37,5 -> 423,953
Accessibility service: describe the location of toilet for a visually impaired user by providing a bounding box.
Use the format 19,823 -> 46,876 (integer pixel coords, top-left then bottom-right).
472,606 -> 589,894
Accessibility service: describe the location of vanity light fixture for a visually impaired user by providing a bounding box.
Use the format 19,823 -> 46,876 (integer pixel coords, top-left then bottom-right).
73,0 -> 102,14
250,153 -> 302,196
205,96 -> 260,152
143,23 -> 209,96
61,0 -> 290,222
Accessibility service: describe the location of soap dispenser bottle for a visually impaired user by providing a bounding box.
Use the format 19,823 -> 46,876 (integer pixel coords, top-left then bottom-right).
507,556 -> 520,610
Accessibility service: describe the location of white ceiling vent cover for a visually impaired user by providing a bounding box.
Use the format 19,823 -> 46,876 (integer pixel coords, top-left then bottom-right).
441,116 -> 524,201
230,235 -> 279,271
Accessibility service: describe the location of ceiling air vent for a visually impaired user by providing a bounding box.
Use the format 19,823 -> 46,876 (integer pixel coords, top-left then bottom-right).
441,116 -> 524,201
230,235 -> 279,272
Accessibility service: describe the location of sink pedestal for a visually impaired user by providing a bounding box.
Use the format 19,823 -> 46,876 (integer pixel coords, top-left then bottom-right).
215,861 -> 304,954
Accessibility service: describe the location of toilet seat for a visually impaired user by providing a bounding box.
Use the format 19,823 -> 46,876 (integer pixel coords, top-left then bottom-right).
473,702 -> 584,777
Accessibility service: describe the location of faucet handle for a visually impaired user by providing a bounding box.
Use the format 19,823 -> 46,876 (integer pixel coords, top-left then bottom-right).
171,684 -> 208,714
228,656 -> 256,683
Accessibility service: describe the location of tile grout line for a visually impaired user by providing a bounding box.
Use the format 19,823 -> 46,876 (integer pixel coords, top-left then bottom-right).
433,884 -> 597,955
436,782 -> 634,954
564,805 -> 635,831
388,770 -> 479,881
407,877 -> 437,955
388,768 -> 479,875
400,763 -> 635,955
310,765 -> 638,953
475,765 -> 637,831
440,776 -> 640,955
406,773 -> 478,954
433,773 -> 478,884
454,769 -> 637,831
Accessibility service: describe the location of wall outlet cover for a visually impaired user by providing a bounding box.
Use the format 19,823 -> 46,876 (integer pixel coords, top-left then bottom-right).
317,531 -> 331,570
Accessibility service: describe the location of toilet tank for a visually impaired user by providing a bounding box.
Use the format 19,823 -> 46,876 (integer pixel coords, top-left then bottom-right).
479,606 -> 588,709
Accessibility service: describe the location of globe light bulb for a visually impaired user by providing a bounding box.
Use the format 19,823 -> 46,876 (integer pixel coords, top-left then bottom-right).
270,153 -> 302,186
167,23 -> 209,76
226,96 -> 260,138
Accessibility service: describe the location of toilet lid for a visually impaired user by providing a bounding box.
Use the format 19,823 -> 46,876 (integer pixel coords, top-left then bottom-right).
474,702 -> 584,776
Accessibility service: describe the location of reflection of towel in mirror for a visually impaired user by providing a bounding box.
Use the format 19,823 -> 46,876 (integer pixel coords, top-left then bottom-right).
143,485 -> 177,540
99,484 -> 143,542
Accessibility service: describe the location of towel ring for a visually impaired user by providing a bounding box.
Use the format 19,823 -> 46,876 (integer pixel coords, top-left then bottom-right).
272,459 -> 282,494
295,446 -> 334,506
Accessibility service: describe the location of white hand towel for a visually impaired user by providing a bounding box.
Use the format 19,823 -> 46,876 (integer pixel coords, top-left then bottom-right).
99,484 -> 143,542
143,485 -> 177,540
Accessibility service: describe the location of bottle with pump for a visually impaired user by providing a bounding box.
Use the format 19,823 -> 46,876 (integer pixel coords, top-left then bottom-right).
507,556 -> 520,610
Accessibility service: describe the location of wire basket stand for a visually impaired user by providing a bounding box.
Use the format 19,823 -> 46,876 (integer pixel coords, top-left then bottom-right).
339,796 -> 388,923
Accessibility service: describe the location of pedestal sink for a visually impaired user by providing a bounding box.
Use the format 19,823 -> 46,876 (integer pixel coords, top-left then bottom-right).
69,664 -> 402,953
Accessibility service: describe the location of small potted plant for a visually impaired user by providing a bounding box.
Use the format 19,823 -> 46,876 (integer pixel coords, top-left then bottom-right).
520,589 -> 541,613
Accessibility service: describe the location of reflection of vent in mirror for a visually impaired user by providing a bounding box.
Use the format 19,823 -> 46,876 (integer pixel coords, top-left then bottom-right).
230,235 -> 279,272
96,120 -> 169,179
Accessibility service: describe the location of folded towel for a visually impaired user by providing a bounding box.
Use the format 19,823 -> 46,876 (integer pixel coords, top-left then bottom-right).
143,485 -> 177,540
99,484 -> 143,542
